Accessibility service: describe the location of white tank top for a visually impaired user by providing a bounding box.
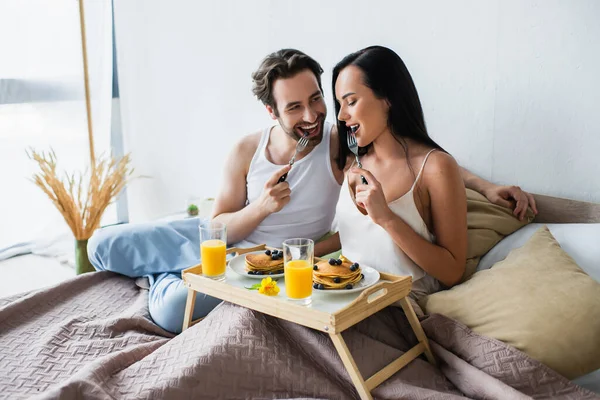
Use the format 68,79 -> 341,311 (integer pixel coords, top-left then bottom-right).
336,149 -> 437,282
242,122 -> 341,249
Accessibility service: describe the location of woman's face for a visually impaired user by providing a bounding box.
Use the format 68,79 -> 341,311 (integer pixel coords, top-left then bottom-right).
335,65 -> 390,148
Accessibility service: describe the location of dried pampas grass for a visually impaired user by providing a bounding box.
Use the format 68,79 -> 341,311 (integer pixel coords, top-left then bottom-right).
27,149 -> 133,240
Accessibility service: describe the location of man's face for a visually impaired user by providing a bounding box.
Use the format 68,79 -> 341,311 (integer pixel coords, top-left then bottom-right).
267,69 -> 327,146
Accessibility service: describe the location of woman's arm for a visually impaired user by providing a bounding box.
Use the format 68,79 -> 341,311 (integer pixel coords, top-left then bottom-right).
352,153 -> 467,287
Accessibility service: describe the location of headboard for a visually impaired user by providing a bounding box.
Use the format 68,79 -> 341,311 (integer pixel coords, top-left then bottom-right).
532,193 -> 600,224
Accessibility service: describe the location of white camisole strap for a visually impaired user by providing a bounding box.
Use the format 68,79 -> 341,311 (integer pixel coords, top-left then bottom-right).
409,149 -> 438,192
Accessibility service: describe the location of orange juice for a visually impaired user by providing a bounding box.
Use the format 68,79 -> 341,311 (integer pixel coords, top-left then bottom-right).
285,260 -> 313,299
201,239 -> 226,276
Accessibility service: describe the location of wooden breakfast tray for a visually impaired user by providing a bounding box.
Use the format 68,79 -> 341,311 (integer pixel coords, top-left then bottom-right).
181,244 -> 436,400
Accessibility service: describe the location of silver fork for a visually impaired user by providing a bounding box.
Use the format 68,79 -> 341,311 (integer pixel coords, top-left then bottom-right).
347,128 -> 368,184
278,135 -> 309,183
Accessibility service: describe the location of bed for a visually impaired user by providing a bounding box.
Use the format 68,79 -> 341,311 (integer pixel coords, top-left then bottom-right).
1,193 -> 599,399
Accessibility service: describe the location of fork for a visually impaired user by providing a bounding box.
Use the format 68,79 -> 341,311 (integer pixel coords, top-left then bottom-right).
347,127 -> 368,185
277,135 -> 309,183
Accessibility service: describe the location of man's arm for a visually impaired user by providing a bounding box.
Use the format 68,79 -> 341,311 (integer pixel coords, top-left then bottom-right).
212,134 -> 292,245
314,232 -> 341,257
460,167 -> 538,220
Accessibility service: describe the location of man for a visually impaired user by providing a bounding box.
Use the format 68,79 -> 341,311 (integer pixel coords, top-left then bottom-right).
211,49 -> 343,257
88,48 -> 537,333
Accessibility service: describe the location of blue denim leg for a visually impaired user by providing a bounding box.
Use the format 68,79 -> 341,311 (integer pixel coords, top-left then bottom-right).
87,217 -> 229,333
87,218 -> 202,277
148,272 -> 222,334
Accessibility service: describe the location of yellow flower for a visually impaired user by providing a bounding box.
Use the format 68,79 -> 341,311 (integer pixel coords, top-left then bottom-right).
258,276 -> 280,296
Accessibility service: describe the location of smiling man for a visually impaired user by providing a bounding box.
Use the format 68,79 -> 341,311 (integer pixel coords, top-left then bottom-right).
211,49 -> 344,256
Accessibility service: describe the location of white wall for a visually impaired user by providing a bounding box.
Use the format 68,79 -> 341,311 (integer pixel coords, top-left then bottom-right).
113,0 -> 600,222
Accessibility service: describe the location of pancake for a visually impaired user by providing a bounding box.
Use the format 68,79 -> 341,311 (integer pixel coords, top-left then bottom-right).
313,255 -> 362,290
245,250 -> 284,275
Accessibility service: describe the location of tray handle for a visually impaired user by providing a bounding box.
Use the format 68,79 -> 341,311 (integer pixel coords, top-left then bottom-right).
355,281 -> 394,305
346,273 -> 410,310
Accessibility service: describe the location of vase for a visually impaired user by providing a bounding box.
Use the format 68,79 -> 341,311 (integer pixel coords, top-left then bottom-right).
75,239 -> 95,275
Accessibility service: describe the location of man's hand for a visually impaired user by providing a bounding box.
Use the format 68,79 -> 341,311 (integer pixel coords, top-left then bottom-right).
483,185 -> 538,220
257,164 -> 292,215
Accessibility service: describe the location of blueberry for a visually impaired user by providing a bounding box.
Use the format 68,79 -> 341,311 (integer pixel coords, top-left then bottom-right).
265,249 -> 271,256
352,262 -> 359,268
350,265 -> 357,272
271,254 -> 278,260
336,259 -> 342,266
313,283 -> 319,289
256,271 -> 264,275
345,284 -> 353,290
318,284 -> 325,290
272,250 -> 279,256
333,277 -> 341,283
361,274 -> 365,280
247,271 -> 255,275
328,258 -> 336,265
276,269 -> 284,274
268,271 -> 274,275
313,265 -> 319,270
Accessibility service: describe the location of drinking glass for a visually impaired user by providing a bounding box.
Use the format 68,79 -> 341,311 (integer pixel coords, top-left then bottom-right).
200,220 -> 227,281
283,238 -> 314,306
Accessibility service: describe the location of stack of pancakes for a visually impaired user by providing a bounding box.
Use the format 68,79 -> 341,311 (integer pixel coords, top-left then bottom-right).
313,255 -> 362,290
245,250 -> 284,275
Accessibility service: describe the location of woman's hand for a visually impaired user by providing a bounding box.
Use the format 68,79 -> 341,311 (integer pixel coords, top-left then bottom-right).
351,168 -> 393,225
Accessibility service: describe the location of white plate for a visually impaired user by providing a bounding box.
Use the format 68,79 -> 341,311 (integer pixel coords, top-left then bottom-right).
228,251 -> 285,279
229,253 -> 381,293
315,266 -> 380,294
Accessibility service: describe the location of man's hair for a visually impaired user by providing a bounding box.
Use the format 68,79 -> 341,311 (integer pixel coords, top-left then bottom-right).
251,49 -> 324,115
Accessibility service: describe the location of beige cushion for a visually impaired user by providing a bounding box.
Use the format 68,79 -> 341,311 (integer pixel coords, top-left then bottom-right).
463,188 -> 534,281
420,226 -> 600,379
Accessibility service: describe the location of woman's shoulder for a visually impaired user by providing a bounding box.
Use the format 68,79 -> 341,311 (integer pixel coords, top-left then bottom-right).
421,149 -> 461,183
418,149 -> 465,217
426,149 -> 458,168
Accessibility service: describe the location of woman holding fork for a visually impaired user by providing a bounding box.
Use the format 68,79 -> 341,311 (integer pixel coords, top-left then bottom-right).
332,45 -> 467,299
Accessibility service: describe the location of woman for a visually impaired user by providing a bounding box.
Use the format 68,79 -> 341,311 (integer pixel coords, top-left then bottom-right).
332,45 -> 467,299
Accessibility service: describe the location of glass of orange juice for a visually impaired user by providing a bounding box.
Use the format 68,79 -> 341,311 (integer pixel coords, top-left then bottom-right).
283,238 -> 314,306
199,220 -> 227,281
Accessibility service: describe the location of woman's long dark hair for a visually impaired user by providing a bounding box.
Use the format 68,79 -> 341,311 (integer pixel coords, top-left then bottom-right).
333,45 -> 446,171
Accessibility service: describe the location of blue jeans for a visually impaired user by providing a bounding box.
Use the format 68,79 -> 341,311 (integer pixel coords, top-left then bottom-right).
87,218 -> 222,333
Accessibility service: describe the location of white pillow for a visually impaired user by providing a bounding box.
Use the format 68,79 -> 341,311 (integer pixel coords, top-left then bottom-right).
573,369 -> 600,394
478,223 -> 600,282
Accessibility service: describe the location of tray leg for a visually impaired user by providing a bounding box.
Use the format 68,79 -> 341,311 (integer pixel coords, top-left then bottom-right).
329,332 -> 372,400
399,297 -> 436,366
182,288 -> 197,332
